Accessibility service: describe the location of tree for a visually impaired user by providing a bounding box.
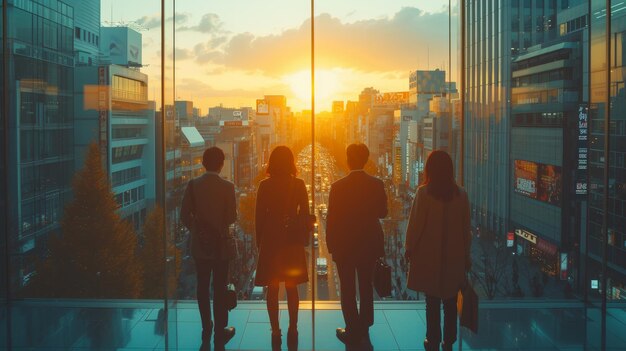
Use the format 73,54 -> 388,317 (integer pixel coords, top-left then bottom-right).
470,229 -> 511,300
141,205 -> 181,298
28,143 -> 142,298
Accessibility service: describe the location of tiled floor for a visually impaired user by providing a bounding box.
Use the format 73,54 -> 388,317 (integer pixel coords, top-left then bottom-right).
3,301 -> 626,350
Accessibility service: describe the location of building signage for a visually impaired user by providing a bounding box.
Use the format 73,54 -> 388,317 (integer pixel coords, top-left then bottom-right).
576,104 -> 589,195
374,91 -> 409,106
256,99 -> 269,115
507,232 -> 515,247
514,160 -> 562,205
98,66 -> 109,169
332,101 -> 344,114
560,252 -> 568,280
220,120 -> 249,127
515,229 -> 537,244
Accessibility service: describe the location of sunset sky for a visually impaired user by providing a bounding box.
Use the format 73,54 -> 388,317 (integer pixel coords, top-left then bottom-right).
101,0 -> 458,113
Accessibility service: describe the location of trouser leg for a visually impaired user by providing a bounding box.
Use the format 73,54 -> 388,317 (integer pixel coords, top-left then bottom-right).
212,260 -> 229,330
336,261 -> 359,334
195,259 -> 213,339
425,295 -> 442,344
357,260 -> 375,330
442,296 -> 458,345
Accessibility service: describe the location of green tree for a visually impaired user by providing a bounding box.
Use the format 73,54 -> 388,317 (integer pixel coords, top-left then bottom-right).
29,143 -> 142,298
141,205 -> 181,298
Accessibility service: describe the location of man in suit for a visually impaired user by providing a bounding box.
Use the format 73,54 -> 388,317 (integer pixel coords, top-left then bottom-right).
326,143 -> 388,345
181,147 -> 237,350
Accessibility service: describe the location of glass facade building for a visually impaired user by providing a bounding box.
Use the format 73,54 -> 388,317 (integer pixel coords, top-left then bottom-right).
0,0 -> 625,349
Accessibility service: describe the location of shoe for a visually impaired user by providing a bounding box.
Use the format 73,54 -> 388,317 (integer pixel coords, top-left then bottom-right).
271,329 -> 282,350
202,321 -> 214,341
336,328 -> 360,345
214,327 -> 236,345
287,327 -> 298,349
423,338 -> 439,351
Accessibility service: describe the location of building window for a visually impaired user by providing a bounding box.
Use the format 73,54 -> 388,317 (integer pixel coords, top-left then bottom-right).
75,26 -> 80,39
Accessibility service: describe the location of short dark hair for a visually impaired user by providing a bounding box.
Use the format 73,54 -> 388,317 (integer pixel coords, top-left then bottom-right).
266,145 -> 297,177
346,143 -> 369,170
202,147 -> 225,172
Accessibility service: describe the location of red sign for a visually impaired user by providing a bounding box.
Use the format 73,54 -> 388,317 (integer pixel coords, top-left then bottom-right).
507,232 -> 514,247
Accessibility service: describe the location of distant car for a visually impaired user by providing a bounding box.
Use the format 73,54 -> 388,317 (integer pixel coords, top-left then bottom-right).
316,257 -> 328,277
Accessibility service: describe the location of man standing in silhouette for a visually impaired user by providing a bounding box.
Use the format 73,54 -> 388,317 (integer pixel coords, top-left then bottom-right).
181,147 -> 237,350
326,143 -> 388,345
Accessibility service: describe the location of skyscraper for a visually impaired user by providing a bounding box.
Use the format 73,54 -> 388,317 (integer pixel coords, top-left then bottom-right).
3,0 -> 76,289
463,0 -> 564,237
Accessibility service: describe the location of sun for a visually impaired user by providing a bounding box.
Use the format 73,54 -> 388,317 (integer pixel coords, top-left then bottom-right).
283,69 -> 341,111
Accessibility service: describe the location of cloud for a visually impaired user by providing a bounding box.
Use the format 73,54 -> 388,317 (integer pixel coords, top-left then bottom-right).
135,12 -> 190,30
176,78 -> 287,99
179,13 -> 224,34
188,7 -> 454,76
168,47 -> 194,60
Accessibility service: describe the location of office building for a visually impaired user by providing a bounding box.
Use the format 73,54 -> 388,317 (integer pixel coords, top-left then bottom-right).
4,0 -> 76,289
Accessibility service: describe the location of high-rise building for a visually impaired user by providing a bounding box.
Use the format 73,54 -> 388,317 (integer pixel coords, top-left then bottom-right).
589,0 -> 626,298
4,0 -> 76,289
66,0 -> 100,66
463,0 -> 565,236
74,26 -> 155,232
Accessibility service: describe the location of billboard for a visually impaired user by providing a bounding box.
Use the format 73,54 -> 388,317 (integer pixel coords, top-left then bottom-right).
256,99 -> 269,115
514,160 -> 562,205
374,92 -> 409,106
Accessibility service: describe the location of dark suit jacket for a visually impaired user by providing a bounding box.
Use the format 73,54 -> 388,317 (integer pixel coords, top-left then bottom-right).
181,172 -> 237,260
326,170 -> 388,263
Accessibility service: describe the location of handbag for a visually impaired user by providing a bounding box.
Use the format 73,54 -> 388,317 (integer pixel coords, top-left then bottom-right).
374,257 -> 393,297
457,279 -> 479,333
283,177 -> 315,246
226,283 -> 238,311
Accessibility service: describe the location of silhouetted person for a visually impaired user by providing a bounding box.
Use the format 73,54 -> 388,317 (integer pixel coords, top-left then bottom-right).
255,146 -> 310,350
405,150 -> 471,351
181,147 -> 237,350
326,143 -> 388,345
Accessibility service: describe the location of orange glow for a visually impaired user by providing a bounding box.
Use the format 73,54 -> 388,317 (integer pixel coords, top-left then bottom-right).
283,69 -> 340,110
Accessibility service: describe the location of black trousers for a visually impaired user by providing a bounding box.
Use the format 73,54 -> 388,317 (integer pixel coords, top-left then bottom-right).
425,295 -> 457,345
195,258 -> 229,337
335,260 -> 376,335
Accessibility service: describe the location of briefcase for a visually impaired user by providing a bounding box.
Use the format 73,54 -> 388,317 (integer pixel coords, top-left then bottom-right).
457,281 -> 479,333
374,258 -> 392,297
226,283 -> 237,311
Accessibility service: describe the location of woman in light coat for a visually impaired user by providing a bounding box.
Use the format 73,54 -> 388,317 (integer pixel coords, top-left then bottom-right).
405,150 -> 471,351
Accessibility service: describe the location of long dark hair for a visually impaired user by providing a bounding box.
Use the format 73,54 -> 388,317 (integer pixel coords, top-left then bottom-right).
423,150 -> 459,202
266,146 -> 297,177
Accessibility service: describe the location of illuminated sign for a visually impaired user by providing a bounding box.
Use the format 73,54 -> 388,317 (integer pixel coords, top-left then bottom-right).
560,253 -> 568,280
515,229 -> 537,244
374,92 -> 409,105
591,280 -> 599,290
514,160 -> 562,205
220,120 -> 250,127
507,232 -> 515,247
256,99 -> 269,115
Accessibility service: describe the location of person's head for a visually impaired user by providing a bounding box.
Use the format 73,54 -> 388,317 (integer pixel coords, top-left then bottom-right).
423,150 -> 458,201
266,145 -> 297,177
346,143 -> 369,170
202,147 -> 225,173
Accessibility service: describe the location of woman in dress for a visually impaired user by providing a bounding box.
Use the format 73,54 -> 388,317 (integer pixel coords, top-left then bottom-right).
405,150 -> 472,351
255,146 -> 310,350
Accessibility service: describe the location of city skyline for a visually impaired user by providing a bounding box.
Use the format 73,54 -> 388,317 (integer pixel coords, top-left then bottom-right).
101,0 -> 458,112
